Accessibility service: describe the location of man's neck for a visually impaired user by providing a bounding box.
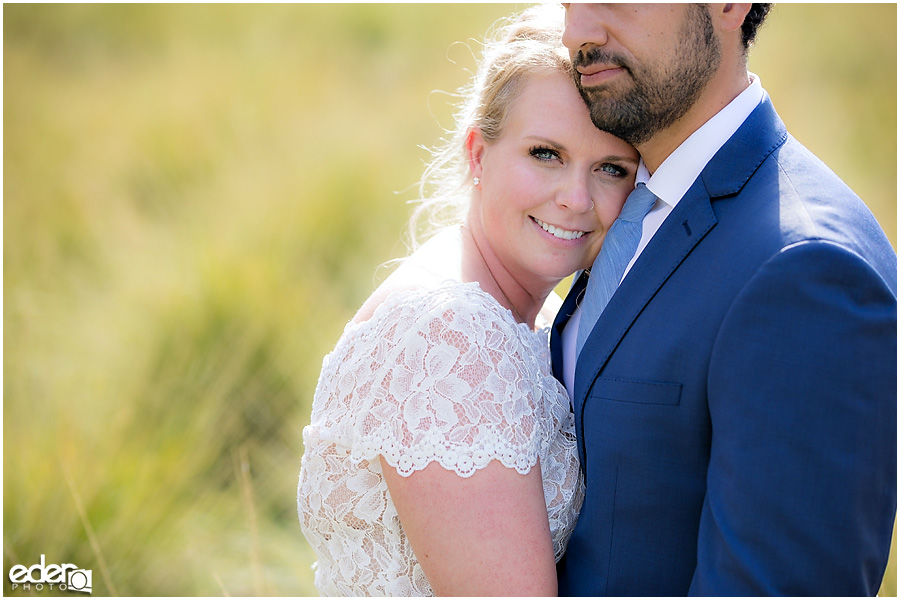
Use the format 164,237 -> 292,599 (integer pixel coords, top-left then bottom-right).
638,68 -> 752,174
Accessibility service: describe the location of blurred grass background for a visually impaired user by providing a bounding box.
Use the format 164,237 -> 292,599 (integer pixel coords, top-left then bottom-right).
3,3 -> 896,596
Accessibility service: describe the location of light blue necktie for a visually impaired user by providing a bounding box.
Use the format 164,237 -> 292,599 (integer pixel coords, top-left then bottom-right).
576,182 -> 657,355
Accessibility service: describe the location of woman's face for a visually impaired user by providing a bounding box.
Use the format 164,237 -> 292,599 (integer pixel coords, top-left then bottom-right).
469,70 -> 639,288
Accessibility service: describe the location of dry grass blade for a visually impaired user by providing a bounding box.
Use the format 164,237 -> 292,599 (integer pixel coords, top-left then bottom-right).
60,461 -> 119,597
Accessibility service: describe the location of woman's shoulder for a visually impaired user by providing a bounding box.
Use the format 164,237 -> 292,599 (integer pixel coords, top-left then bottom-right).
351,227 -> 518,330
354,278 -> 515,340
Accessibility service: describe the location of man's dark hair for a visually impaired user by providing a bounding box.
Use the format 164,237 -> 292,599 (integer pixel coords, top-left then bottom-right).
742,3 -> 773,49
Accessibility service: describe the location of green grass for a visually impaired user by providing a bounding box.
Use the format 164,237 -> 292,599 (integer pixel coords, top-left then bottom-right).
4,4 -> 896,596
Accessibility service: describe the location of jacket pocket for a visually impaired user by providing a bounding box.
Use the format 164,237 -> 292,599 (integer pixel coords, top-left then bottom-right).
588,377 -> 682,406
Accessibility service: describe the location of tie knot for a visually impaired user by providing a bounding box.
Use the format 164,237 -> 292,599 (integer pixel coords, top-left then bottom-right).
619,182 -> 657,222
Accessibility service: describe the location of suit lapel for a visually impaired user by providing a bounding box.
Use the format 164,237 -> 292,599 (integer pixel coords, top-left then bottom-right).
572,96 -> 788,410
573,183 -> 718,408
556,97 -> 790,467
550,270 -> 588,383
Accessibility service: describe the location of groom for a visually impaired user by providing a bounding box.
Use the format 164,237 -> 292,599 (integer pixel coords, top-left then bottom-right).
552,3 -> 897,596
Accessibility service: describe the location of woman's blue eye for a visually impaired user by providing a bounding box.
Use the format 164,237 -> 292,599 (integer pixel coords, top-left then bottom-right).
529,146 -> 560,161
598,163 -> 627,177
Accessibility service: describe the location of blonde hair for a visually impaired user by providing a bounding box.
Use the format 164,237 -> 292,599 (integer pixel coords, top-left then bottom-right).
407,3 -> 571,249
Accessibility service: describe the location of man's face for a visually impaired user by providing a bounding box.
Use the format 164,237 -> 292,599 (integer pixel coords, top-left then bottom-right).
563,4 -> 721,146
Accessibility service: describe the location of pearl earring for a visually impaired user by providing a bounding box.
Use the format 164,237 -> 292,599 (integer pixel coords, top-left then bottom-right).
473,177 -> 480,187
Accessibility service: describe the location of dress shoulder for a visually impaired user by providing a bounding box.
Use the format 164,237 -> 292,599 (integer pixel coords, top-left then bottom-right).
312,281 -> 549,478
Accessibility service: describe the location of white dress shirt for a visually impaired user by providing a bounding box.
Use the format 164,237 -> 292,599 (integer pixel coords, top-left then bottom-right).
561,75 -> 765,401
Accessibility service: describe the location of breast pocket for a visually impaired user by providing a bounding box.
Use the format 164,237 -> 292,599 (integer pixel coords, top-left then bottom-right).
588,376 -> 682,406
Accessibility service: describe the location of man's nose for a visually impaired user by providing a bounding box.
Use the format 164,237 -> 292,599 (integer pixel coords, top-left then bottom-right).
562,3 -> 609,53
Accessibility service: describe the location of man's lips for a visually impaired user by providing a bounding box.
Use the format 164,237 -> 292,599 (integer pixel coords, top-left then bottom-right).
577,64 -> 626,87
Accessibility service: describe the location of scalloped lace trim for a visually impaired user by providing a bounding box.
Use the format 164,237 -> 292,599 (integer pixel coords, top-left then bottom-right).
298,280 -> 583,596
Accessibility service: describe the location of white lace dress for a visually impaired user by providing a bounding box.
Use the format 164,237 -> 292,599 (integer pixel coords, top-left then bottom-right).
297,280 -> 584,596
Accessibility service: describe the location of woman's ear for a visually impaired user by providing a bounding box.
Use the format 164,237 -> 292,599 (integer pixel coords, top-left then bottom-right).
465,127 -> 485,183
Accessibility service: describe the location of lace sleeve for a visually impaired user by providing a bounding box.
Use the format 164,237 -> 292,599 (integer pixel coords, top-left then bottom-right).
337,285 -> 544,478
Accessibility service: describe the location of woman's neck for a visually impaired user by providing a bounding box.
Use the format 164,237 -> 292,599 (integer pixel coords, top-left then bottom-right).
459,222 -> 554,331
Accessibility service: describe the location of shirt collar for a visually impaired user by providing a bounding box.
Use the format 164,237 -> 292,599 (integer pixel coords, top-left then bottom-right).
636,73 -> 764,207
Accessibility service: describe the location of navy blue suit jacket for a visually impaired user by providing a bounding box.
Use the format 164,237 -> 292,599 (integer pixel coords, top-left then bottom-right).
552,98 -> 897,596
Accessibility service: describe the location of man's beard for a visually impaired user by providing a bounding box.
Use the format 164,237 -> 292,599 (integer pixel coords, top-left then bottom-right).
573,6 -> 721,146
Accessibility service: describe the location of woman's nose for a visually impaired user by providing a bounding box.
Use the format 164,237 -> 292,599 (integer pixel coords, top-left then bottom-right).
556,174 -> 594,214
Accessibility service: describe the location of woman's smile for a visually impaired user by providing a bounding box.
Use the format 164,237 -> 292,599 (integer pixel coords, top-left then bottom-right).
530,216 -> 589,241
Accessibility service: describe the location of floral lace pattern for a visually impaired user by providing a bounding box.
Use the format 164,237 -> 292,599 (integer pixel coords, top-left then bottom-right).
298,281 -> 584,596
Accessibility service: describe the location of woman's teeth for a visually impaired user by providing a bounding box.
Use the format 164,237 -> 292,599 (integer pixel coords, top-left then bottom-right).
533,217 -> 586,240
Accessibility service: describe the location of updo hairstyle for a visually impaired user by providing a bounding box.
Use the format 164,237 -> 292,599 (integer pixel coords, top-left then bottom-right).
407,4 -> 571,249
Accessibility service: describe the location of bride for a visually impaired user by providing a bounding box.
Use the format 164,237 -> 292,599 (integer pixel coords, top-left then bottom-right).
297,5 -> 638,596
